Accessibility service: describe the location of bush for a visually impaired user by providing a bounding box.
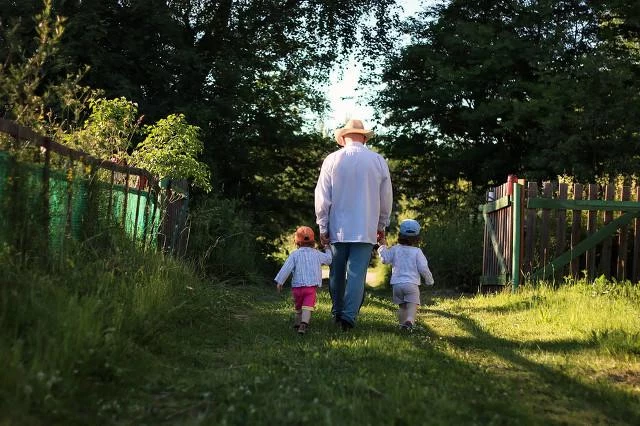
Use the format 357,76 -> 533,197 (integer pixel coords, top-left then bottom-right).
423,213 -> 483,292
185,194 -> 265,283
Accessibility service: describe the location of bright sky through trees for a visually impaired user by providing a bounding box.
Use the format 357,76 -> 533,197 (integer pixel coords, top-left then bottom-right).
324,0 -> 431,132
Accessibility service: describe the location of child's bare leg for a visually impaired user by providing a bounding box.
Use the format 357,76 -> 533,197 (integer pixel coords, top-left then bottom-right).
405,302 -> 418,325
294,310 -> 302,327
301,308 -> 312,325
298,307 -> 313,334
398,303 -> 407,325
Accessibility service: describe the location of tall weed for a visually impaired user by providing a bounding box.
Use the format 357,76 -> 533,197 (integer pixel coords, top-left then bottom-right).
186,194 -> 264,283
0,231 -> 220,423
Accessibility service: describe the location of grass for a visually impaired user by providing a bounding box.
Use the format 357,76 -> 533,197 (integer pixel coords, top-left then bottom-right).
2,244 -> 640,425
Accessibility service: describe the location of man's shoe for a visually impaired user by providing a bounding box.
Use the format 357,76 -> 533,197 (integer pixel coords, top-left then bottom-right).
340,319 -> 354,331
333,315 -> 342,327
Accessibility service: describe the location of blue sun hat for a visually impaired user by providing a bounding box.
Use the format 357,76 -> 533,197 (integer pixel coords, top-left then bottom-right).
399,219 -> 421,237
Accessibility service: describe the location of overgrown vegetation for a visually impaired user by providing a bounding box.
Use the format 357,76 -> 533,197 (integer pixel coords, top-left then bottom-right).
3,255 -> 639,425
0,231 -> 241,424
1,2 -> 639,423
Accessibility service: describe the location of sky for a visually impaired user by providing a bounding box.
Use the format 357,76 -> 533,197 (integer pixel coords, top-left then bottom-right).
323,0 -> 433,133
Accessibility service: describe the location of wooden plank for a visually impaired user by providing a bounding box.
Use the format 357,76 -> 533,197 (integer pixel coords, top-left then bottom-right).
599,184 -> 614,276
504,182 -> 512,278
483,208 -> 508,276
586,184 -> 598,279
555,183 -> 568,258
531,210 -> 640,281
541,182 -> 553,268
65,162 -> 74,239
570,184 -> 583,277
634,186 -> 640,282
527,198 -> 640,211
617,186 -> 631,280
479,195 -> 511,214
479,275 -> 509,285
42,136 -> 51,254
524,182 -> 538,275
482,186 -> 495,277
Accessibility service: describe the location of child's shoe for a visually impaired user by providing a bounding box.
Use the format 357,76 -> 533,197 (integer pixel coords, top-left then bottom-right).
298,322 -> 308,335
401,321 -> 414,332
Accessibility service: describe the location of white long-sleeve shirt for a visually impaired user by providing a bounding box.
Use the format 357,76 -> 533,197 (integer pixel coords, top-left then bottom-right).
273,247 -> 332,288
377,244 -> 434,286
314,142 -> 393,244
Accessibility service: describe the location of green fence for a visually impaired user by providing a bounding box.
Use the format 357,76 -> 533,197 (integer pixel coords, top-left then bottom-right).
0,119 -> 189,260
0,150 -> 161,257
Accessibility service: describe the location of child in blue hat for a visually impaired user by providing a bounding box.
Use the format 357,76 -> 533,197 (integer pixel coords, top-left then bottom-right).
377,219 -> 434,330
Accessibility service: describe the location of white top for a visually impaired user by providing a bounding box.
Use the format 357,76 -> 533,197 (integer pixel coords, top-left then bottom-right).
273,247 -> 333,288
314,142 -> 393,244
377,244 -> 434,286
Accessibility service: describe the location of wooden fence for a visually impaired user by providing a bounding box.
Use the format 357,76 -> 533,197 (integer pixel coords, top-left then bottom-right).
480,176 -> 640,290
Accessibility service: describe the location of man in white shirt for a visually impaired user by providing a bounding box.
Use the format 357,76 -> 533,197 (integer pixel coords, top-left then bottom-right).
315,119 -> 393,330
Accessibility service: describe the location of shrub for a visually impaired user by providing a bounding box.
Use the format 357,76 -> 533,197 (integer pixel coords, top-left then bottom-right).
185,194 -> 264,283
423,213 -> 484,292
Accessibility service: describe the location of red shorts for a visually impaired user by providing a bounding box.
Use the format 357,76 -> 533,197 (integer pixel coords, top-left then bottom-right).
292,286 -> 317,311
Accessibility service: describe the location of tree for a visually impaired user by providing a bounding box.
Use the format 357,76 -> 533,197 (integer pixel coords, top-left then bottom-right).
376,0 -> 640,196
64,97 -> 140,159
1,0 -> 402,254
0,0 -> 95,136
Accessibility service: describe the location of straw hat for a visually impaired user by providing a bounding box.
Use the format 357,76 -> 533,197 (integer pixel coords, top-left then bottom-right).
334,119 -> 375,146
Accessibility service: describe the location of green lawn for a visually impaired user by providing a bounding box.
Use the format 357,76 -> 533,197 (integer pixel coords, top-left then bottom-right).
111,282 -> 640,425
3,267 -> 640,425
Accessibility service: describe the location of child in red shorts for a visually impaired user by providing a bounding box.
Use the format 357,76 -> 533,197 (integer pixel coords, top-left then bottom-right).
274,226 -> 332,334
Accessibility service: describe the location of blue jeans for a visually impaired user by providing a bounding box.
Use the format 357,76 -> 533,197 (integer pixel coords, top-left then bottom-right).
329,243 -> 373,326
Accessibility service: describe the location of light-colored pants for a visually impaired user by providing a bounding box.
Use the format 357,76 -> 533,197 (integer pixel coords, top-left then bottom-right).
329,242 -> 373,326
392,283 -> 421,305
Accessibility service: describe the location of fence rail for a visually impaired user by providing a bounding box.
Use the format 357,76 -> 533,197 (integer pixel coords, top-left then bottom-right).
0,118 -> 189,258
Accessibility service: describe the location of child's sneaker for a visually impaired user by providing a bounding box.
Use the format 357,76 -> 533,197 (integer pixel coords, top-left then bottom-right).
298,322 -> 308,335
401,321 -> 414,332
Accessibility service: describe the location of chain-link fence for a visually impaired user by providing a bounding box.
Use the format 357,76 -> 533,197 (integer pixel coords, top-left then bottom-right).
0,118 -> 189,261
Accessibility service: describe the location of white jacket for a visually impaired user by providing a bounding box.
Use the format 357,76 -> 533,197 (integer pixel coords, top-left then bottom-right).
378,244 -> 434,286
315,142 -> 393,244
273,247 -> 332,287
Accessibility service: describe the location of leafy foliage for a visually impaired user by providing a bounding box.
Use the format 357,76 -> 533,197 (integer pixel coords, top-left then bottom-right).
132,113 -> 211,192
1,0 -> 402,251
0,0 -> 95,135
64,97 -> 140,159
376,0 -> 640,199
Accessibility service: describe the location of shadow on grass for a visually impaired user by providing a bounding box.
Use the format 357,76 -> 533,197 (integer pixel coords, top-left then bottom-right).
463,294 -> 551,314
420,308 -> 640,425
127,286 -> 640,425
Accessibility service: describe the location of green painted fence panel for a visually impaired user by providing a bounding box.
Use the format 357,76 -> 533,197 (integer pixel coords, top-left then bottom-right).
0,152 -> 161,256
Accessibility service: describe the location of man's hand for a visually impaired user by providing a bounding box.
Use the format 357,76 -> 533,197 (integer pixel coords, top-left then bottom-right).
320,232 -> 330,247
377,229 -> 386,244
